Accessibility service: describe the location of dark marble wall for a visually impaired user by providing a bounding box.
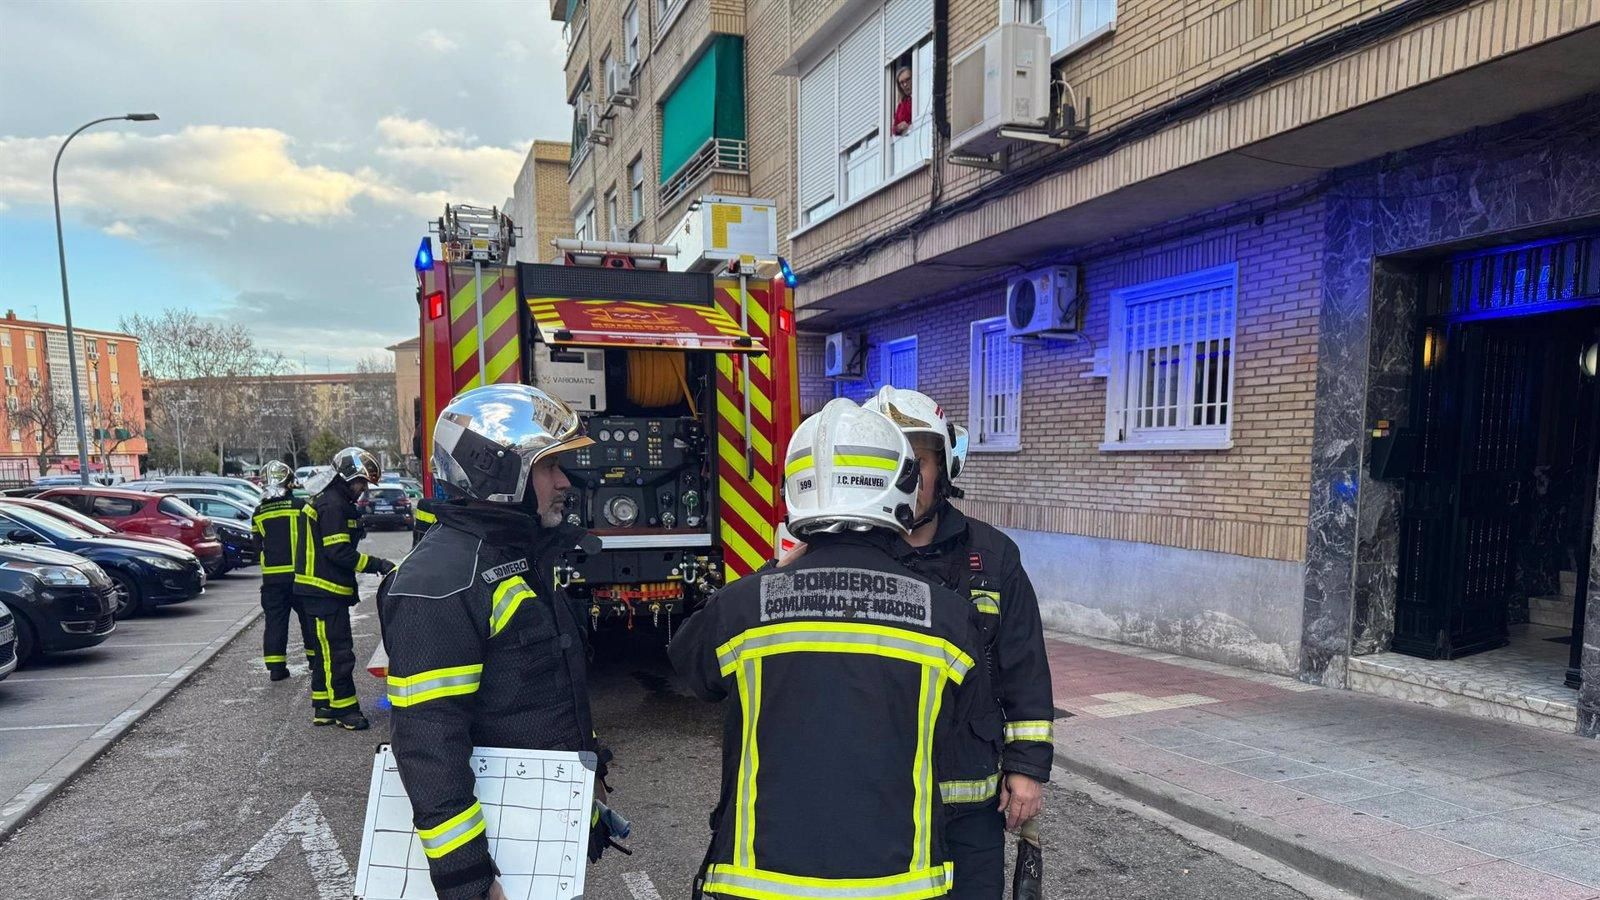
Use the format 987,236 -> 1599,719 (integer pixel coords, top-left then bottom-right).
1302,94 -> 1600,715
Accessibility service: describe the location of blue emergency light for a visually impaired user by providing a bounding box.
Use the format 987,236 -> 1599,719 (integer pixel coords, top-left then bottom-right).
414,237 -> 434,272
778,256 -> 797,288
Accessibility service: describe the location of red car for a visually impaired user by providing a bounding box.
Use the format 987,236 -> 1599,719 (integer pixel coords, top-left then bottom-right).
0,497 -> 196,557
36,487 -> 225,576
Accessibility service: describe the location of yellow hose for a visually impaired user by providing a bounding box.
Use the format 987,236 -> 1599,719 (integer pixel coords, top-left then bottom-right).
626,350 -> 695,414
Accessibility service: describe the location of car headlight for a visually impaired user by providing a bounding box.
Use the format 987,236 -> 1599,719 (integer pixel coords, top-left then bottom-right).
136,554 -> 185,570
36,566 -> 90,586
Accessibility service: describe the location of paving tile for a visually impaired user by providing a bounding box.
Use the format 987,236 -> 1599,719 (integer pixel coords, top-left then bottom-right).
1438,859 -> 1600,900
1353,760 -> 1467,793
1344,791 -> 1476,828
1417,752 -> 1538,782
1514,841 -> 1600,888
1156,763 -> 1257,799
1499,802 -> 1600,843
1419,780 -> 1546,814
1209,780 -> 1325,818
1221,756 -> 1330,783
1475,769 -> 1600,803
1280,772 -> 1393,803
1172,740 -> 1272,765
1423,815 -> 1575,858
1277,741 -> 1393,771
1124,725 -> 1213,748
1268,803 -> 1403,843
1345,829 -> 1496,875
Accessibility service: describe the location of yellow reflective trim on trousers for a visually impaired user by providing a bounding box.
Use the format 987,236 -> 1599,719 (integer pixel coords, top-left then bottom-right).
489,577 -> 536,637
971,589 -> 1000,615
1005,720 -> 1054,743
315,618 -> 358,709
263,654 -> 287,664
388,664 -> 483,707
323,533 -> 351,545
833,454 -> 898,471
702,862 -> 954,900
783,454 -> 813,478
939,771 -> 1001,805
418,801 -> 486,859
716,622 -> 974,682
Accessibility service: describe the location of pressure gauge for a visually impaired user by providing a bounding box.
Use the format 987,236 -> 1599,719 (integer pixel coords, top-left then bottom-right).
603,495 -> 640,527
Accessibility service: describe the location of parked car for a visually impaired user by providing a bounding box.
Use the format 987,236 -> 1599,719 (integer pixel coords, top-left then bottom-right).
381,477 -> 424,501
0,503 -> 205,619
358,485 -> 413,530
0,537 -> 117,662
0,497 -> 195,557
158,475 -> 264,500
167,494 -> 259,573
35,487 -> 225,578
0,486 -> 44,498
129,481 -> 260,506
0,600 -> 17,681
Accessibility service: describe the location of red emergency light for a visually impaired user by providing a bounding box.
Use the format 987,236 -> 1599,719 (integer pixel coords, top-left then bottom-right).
777,308 -> 793,334
426,290 -> 445,320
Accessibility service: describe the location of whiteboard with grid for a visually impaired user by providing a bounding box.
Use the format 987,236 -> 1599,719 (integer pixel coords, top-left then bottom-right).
354,744 -> 596,900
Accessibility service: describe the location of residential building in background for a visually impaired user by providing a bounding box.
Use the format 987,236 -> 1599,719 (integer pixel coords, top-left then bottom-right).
0,310 -> 146,482
387,337 -> 421,464
503,140 -> 577,263
566,0 -> 1600,737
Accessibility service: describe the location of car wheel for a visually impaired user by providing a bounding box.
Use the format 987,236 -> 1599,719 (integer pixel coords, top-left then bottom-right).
109,570 -> 145,619
13,615 -> 38,666
203,557 -> 224,579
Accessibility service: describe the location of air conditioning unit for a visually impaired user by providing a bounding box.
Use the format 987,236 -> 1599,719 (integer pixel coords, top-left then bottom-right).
950,23 -> 1052,156
824,331 -> 865,379
587,106 -> 611,145
1006,265 -> 1081,338
606,60 -> 636,107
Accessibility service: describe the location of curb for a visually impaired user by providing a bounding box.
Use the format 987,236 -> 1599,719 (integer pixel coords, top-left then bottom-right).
1054,746 -> 1485,900
0,601 -> 265,842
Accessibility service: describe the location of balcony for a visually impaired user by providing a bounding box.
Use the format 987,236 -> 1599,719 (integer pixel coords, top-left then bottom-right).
659,137 -> 747,208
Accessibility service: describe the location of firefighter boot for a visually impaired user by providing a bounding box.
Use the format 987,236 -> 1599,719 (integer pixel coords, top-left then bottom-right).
268,664 -> 290,682
334,710 -> 370,731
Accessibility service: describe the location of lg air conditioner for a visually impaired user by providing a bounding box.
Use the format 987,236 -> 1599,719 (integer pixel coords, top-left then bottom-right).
824,331 -> 865,379
949,23 -> 1053,156
1006,266 -> 1081,338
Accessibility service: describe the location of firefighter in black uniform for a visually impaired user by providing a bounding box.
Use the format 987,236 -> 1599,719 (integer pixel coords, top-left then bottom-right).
671,398 -> 986,899
293,446 -> 395,731
380,384 -> 617,900
864,386 -> 1055,900
251,460 -> 302,682
411,496 -> 437,547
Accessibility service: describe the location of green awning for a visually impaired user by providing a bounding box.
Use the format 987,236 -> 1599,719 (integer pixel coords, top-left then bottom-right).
660,35 -> 745,184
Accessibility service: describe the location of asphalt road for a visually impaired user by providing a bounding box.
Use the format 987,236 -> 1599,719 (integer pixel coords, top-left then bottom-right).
0,529 -> 1330,899
0,553 -> 263,833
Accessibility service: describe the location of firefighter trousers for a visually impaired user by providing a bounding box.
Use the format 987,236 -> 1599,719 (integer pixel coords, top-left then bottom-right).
260,582 -> 296,671
946,807 -> 1006,900
300,607 -> 359,715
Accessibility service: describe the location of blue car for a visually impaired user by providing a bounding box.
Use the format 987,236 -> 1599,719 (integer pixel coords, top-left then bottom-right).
0,503 -> 205,619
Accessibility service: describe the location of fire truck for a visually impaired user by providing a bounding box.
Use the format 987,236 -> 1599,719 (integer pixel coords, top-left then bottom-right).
412,203 -> 797,635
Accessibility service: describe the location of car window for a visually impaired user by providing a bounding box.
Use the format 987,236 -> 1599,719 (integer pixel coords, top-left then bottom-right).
91,495 -> 140,517
32,503 -> 114,535
158,497 -> 201,519
368,488 -> 406,501
1,505 -> 91,540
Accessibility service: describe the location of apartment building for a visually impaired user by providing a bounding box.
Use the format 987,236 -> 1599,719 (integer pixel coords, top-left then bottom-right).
564,0 -> 1600,736
388,337 -> 421,462
0,310 -> 146,482
503,140 -> 577,263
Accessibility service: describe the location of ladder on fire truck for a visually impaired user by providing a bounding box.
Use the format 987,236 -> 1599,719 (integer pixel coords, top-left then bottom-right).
429,205 -> 521,379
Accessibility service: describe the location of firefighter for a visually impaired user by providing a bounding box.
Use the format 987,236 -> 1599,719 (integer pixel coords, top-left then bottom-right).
671,398 -> 985,899
863,386 -> 1055,900
251,460 -> 302,682
379,384 -> 618,900
411,496 -> 437,547
293,446 -> 395,731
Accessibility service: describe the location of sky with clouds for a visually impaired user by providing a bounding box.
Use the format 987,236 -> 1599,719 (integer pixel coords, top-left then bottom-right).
0,0 -> 572,371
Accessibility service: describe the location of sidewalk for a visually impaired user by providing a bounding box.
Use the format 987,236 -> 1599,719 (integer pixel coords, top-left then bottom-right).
1046,631 -> 1600,900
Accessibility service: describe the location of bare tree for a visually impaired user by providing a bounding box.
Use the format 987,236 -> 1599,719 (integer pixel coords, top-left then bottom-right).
89,390 -> 145,475
1,378 -> 75,475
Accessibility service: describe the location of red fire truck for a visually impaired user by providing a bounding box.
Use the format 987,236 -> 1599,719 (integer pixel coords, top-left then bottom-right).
413,204 -> 797,635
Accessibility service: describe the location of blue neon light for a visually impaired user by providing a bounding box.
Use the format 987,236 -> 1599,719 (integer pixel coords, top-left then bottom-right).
414,237 -> 434,272
778,256 -> 797,288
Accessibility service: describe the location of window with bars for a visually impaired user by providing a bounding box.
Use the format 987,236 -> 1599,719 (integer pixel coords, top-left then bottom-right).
1104,264 -> 1236,451
882,336 -> 917,390
968,317 -> 1021,450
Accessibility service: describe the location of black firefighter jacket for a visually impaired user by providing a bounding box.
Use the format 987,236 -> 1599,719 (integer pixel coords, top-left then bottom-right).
378,501 -> 603,900
670,530 -> 987,900
903,507 -> 1055,809
251,494 -> 303,584
293,478 -> 390,614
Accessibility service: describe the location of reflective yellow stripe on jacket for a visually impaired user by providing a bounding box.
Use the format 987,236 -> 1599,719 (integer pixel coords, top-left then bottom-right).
489,576 -> 536,637
387,664 -> 483,707
295,506 -> 354,597
1005,720 -> 1054,744
416,801 -> 485,859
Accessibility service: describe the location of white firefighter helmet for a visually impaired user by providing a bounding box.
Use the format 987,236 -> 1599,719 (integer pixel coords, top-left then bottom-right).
431,383 -> 594,504
784,398 -> 920,536
862,385 -> 968,481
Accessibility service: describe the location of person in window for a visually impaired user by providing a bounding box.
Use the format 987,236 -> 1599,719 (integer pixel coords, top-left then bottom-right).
893,65 -> 914,136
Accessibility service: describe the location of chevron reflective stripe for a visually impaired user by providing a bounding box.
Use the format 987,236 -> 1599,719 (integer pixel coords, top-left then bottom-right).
388,664 -> 483,707
970,589 -> 1000,615
1005,720 -> 1054,744
417,801 -> 486,859
323,532 -> 351,545
939,772 -> 1001,805
716,622 -> 973,682
702,862 -> 953,899
489,576 -> 536,637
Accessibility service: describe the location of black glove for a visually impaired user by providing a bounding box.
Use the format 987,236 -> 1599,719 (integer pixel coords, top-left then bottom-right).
374,558 -> 396,576
587,803 -> 632,863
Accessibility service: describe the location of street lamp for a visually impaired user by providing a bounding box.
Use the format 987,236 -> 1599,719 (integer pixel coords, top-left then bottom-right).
53,113 -> 160,485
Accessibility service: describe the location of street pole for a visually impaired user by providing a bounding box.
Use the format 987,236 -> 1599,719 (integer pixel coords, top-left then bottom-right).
52,113 -> 159,485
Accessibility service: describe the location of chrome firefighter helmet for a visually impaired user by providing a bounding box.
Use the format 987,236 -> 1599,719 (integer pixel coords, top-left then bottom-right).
330,447 -> 381,489
862,385 -> 968,481
431,383 -> 594,504
260,460 -> 294,498
784,398 -> 920,536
